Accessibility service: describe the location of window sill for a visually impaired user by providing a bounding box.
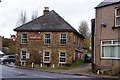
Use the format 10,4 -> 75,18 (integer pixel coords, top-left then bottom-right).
112,26 -> 120,29
101,57 -> 120,60
20,43 -> 28,45
44,44 -> 51,47
59,62 -> 66,64
60,44 -> 66,47
43,61 -> 50,63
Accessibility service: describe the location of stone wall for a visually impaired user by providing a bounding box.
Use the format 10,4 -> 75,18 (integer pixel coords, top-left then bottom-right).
15,32 -> 84,66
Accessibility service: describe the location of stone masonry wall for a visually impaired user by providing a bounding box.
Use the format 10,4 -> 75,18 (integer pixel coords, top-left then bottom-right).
16,31 -> 83,66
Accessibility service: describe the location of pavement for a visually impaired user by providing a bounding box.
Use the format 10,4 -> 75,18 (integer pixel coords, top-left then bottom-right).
5,63 -> 119,79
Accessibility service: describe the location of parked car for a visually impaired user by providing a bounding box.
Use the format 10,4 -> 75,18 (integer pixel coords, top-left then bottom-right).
84,54 -> 91,63
0,55 -> 15,64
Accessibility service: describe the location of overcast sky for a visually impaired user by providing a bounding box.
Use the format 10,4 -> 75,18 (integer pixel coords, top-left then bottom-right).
0,0 -> 102,38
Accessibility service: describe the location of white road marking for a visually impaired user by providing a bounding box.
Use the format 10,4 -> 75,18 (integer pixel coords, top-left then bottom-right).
39,75 -> 53,78
33,74 -> 53,78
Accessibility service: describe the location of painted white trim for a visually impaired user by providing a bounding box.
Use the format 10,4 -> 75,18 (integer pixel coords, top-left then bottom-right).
21,32 -> 27,44
60,33 -> 67,45
101,57 -> 120,60
115,8 -> 120,27
44,33 -> 51,45
59,51 -> 67,64
43,50 -> 51,63
101,40 -> 120,59
20,50 -> 27,61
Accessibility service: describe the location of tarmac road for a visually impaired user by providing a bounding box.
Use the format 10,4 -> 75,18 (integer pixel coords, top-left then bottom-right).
0,64 -> 118,80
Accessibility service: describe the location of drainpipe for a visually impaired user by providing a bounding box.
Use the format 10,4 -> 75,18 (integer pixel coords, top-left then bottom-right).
91,19 -> 96,73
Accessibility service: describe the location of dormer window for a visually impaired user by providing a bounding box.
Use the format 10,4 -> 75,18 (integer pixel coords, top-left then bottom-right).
115,8 -> 120,27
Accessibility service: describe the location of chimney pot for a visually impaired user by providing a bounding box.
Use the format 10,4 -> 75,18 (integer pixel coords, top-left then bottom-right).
43,7 -> 49,15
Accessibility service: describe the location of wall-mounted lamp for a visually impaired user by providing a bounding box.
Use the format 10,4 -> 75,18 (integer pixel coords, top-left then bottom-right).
101,23 -> 106,27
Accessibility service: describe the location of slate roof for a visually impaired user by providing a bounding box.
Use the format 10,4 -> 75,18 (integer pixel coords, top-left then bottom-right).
95,0 -> 120,8
14,10 -> 85,39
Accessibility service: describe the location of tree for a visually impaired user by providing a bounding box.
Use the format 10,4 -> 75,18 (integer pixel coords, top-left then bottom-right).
79,21 -> 91,53
16,11 -> 27,27
16,11 -> 38,27
2,38 -> 16,55
31,11 -> 38,20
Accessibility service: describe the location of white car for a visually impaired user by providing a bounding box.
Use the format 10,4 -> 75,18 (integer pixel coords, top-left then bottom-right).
0,55 -> 15,64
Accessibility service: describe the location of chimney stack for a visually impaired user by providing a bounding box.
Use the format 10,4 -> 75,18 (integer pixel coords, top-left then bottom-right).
43,7 -> 49,15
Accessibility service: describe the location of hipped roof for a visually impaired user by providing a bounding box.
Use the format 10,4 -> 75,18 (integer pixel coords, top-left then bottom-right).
14,10 -> 85,39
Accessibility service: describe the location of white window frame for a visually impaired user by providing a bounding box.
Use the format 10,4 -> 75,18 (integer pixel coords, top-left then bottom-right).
21,33 -> 27,44
115,8 -> 120,27
101,40 -> 120,59
43,51 -> 51,63
60,33 -> 67,45
44,33 -> 50,45
20,50 -> 27,60
59,52 -> 67,64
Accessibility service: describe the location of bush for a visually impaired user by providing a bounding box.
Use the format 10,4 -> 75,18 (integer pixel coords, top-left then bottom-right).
71,59 -> 84,68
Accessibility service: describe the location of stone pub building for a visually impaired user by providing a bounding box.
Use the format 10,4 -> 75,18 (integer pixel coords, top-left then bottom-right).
14,7 -> 85,67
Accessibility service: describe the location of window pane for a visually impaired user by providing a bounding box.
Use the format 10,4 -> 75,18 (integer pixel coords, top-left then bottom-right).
44,52 -> 50,62
102,46 -> 120,58
60,34 -> 66,45
113,41 -> 120,44
45,34 -> 50,38
60,58 -> 66,62
61,39 -> 66,44
116,17 -> 120,26
45,52 -> 50,56
102,41 -> 111,45
22,33 -> 27,44
60,53 -> 65,57
44,34 -> 50,44
59,52 -> 66,63
44,57 -> 50,61
22,34 -> 27,38
21,51 -> 26,60
102,46 -> 111,57
117,8 -> 120,16
22,39 -> 27,43
45,39 -> 50,44
61,34 -> 66,38
111,46 -> 120,58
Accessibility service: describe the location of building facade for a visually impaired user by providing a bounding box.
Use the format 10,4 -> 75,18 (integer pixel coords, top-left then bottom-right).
93,0 -> 120,74
14,8 -> 85,66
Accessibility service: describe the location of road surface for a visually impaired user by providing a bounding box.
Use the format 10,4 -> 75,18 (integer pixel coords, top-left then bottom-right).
0,64 -> 117,80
